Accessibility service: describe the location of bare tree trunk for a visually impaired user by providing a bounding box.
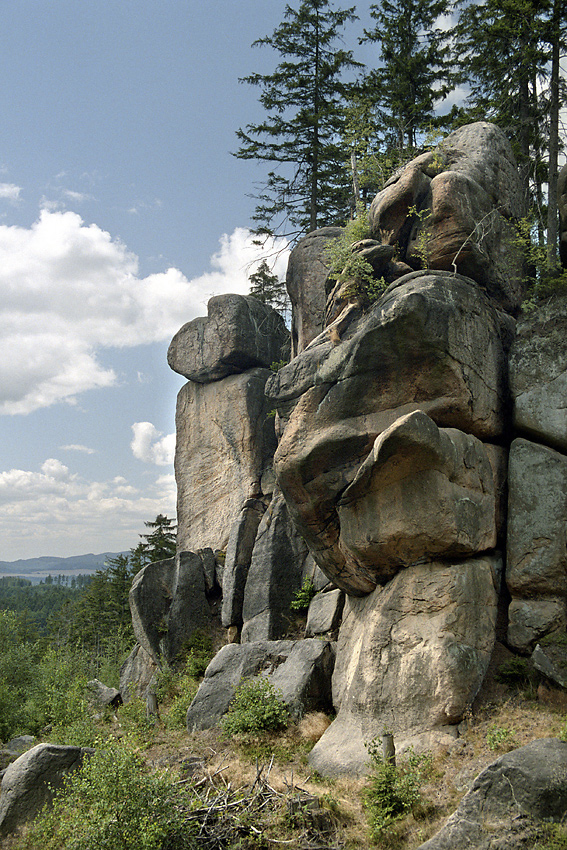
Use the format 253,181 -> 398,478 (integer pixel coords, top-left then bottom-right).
547,0 -> 561,270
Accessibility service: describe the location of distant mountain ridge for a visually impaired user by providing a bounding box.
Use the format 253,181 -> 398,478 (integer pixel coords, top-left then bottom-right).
0,552 -> 127,576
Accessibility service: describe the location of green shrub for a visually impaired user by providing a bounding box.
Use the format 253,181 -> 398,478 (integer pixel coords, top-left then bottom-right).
486,724 -> 516,752
364,741 -> 432,839
495,657 -> 531,686
290,578 -> 317,611
16,737 -> 196,850
220,678 -> 290,736
117,696 -> 155,744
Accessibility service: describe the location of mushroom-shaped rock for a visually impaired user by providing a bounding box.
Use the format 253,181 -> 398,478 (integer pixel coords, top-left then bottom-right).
168,293 -> 289,383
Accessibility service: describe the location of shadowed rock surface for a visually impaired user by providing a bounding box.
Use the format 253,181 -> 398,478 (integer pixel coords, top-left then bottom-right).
0,744 -> 92,836
417,739 -> 567,849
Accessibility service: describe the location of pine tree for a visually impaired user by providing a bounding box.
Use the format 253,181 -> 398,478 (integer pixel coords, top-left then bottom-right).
455,0 -> 567,261
360,0 -> 456,155
248,259 -> 290,316
140,514 -> 176,562
234,0 -> 361,238
454,0 -> 549,198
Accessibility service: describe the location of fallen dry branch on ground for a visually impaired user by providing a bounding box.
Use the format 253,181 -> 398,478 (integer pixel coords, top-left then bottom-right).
175,756 -> 340,849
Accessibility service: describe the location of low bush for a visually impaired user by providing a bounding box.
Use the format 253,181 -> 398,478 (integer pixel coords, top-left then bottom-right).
220,678 -> 290,737
486,724 -> 516,752
364,740 -> 432,841
16,737 -> 197,850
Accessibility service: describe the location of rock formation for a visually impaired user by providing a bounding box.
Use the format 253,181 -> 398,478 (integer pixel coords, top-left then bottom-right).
126,121 -> 567,780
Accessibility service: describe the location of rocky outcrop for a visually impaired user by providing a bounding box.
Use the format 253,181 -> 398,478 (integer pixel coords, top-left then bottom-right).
0,744 -> 92,836
268,272 -> 512,595
417,739 -> 567,850
509,295 -> 567,452
155,122 -> 567,782
369,122 -> 525,315
175,368 -> 277,553
168,294 -> 289,383
286,227 -> 342,357
185,639 -> 334,731
309,555 -> 500,775
506,438 -> 567,651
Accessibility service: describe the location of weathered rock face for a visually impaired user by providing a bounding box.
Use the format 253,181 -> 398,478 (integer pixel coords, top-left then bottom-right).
506,438 -> 567,651
285,227 -> 342,357
268,272 -> 512,594
369,122 -> 525,315
185,639 -> 334,731
0,744 -> 91,836
417,739 -> 567,850
221,498 -> 266,630
509,295 -> 567,452
175,368 -> 277,553
129,552 -> 215,667
168,294 -> 289,383
309,555 -> 500,775
241,492 -> 310,642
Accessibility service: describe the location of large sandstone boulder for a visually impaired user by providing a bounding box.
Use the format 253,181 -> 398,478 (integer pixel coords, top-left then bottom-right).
129,552 -> 213,667
417,739 -> 567,850
241,493 -> 310,642
185,639 -> 334,731
0,744 -> 91,836
369,122 -> 525,314
506,438 -> 567,651
175,368 -> 277,553
337,411 -> 496,584
168,294 -> 289,383
185,640 -> 296,731
286,227 -> 342,357
309,555 -> 500,776
268,271 -> 512,594
509,295 -> 567,452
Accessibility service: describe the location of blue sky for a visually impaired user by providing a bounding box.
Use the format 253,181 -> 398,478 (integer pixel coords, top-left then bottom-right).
4,1 -> 556,560
0,0 -> 304,559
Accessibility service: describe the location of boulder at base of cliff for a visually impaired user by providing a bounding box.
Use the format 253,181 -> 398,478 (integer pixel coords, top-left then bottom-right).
417,739 -> 567,850
309,555 -> 500,776
0,744 -> 92,836
185,639 -> 334,731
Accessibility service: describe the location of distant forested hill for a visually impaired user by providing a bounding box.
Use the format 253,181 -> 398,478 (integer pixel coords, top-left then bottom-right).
0,552 -> 126,577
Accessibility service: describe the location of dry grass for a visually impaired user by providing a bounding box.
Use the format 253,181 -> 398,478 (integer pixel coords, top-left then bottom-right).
1,677 -> 566,850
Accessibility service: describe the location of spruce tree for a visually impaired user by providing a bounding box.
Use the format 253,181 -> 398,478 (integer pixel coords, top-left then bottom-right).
234,0 -> 360,238
248,259 -> 289,316
455,0 -> 567,259
360,0 -> 456,155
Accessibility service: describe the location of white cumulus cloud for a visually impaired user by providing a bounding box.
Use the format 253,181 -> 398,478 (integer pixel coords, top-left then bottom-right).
0,458 -> 176,560
131,422 -> 176,466
0,183 -> 21,201
0,210 -> 289,415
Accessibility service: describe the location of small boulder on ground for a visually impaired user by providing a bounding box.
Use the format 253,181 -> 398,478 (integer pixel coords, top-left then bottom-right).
0,743 -> 92,836
417,738 -> 567,849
